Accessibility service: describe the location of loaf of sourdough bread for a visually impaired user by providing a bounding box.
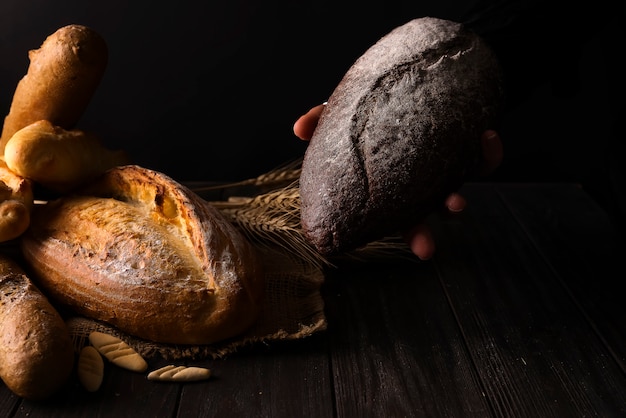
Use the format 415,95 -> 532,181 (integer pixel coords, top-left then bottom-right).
20,165 -> 264,345
299,17 -> 504,255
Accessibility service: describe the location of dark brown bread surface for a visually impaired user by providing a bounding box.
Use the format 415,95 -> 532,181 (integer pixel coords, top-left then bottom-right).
300,17 -> 504,255
20,165 -> 264,345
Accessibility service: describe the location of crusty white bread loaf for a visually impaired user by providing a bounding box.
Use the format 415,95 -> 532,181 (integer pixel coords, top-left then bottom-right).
299,17 -> 504,255
20,165 -> 265,345
0,254 -> 74,400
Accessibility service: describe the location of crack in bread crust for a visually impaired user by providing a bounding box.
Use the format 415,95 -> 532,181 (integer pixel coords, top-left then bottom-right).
300,17 -> 504,255
21,165 -> 264,345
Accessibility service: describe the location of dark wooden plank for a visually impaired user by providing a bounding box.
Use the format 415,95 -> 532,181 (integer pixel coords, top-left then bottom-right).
3,337 -> 333,418
177,335 -> 334,418
0,386 -> 20,416
1,183 -> 623,417
10,356 -> 180,418
324,259 -> 492,417
428,183 -> 626,417
493,183 -> 626,366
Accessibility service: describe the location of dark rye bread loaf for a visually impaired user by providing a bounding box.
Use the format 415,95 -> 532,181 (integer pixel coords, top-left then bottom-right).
299,17 -> 505,255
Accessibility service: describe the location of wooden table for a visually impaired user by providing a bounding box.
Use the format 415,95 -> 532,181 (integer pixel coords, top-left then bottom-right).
1,183 -> 625,417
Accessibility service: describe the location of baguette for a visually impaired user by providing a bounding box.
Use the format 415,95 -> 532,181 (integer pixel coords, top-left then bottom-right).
20,165 -> 265,345
0,24 -> 108,154
299,17 -> 504,255
0,254 -> 74,400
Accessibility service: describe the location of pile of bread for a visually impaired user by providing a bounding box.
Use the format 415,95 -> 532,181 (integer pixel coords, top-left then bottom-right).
0,25 -> 265,400
0,17 -> 504,401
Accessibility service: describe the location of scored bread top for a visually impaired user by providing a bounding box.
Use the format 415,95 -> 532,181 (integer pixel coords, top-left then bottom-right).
299,17 -> 504,255
20,165 -> 264,345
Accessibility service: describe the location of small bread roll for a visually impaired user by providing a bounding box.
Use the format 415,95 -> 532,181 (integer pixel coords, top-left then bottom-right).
0,199 -> 30,243
0,160 -> 33,242
147,365 -> 211,382
77,345 -> 105,392
21,165 -> 265,345
0,24 -> 108,154
4,120 -> 128,193
88,332 -> 147,373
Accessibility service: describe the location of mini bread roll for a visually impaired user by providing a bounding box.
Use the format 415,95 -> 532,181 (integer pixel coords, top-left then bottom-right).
0,24 -> 108,154
20,165 -> 265,345
147,365 -> 211,382
77,345 -> 105,392
88,331 -> 147,372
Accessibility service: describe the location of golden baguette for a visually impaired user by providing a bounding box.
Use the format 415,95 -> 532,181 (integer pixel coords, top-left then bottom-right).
0,24 -> 107,154
0,254 -> 74,400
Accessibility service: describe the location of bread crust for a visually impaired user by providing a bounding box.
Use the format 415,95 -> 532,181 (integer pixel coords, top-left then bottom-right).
0,24 -> 108,153
0,160 -> 33,242
299,17 -> 504,255
20,165 -> 264,345
4,120 -> 128,193
0,254 -> 74,400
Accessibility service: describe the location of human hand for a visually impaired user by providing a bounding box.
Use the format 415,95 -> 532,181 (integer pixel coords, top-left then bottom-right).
293,103 -> 503,260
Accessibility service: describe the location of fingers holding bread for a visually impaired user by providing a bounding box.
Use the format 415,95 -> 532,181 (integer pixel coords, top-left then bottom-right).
299,17 -> 504,254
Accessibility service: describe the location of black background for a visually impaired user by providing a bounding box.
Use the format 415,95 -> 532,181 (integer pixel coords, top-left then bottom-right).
1,0 -> 624,228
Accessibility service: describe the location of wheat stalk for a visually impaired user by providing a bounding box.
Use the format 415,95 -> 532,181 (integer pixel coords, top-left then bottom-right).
192,159 -> 302,193
210,181 -> 331,269
336,237 -> 415,263
193,160 -> 414,268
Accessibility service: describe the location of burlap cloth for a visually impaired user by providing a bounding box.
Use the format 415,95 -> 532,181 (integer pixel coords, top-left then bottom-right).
65,172 -> 331,361
45,163 -> 411,361
66,243 -> 327,361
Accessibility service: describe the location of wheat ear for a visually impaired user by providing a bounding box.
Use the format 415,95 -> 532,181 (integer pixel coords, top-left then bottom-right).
210,181 -> 330,269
